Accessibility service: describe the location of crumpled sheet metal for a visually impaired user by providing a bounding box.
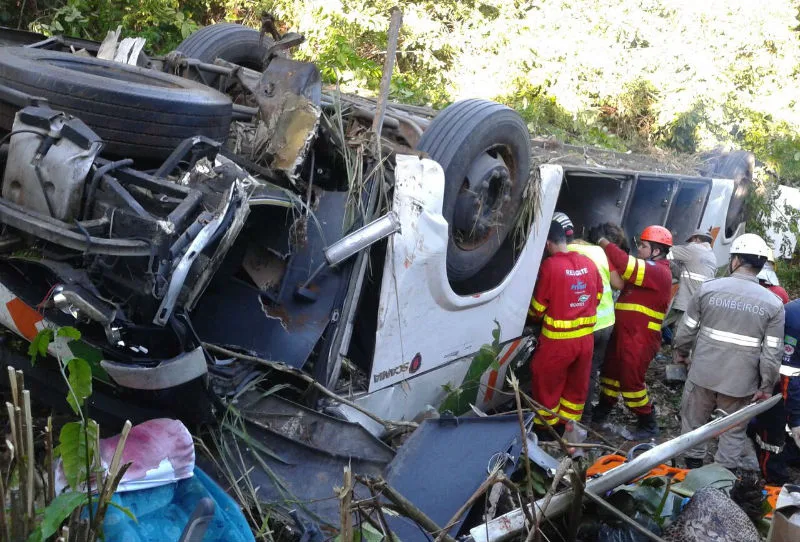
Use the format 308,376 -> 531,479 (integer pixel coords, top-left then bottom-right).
54,418 -> 195,495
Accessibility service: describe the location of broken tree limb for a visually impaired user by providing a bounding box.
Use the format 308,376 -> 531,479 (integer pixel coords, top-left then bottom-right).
362,476 -> 457,542
434,471 -> 503,542
366,485 -> 397,542
339,466 -> 354,542
202,342 -> 417,432
468,394 -> 782,542
527,458 -> 571,542
371,8 -> 403,144
583,491 -> 667,542
508,373 -> 536,520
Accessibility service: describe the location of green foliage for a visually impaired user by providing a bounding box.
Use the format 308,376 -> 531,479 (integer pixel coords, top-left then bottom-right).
28,328 -> 54,364
66,358 -> 92,415
55,420 -> 99,491
27,491 -> 89,542
439,320 -> 502,415
29,0 -> 203,53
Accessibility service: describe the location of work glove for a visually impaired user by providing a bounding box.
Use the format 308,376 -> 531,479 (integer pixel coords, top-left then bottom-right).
791,426 -> 800,449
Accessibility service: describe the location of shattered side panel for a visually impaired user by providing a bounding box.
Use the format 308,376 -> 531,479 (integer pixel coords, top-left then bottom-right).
191,190 -> 349,369
367,157 -> 562,395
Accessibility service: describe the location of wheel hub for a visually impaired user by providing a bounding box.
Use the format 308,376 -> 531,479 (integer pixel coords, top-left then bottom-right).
452,152 -> 513,248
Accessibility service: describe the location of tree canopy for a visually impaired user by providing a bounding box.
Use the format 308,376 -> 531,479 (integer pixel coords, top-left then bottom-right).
5,0 -> 800,184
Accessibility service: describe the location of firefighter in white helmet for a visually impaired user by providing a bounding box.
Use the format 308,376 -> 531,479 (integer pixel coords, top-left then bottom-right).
673,233 -> 785,470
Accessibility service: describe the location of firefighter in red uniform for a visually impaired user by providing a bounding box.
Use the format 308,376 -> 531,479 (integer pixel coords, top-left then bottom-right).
589,225 -> 673,439
529,221 -> 602,437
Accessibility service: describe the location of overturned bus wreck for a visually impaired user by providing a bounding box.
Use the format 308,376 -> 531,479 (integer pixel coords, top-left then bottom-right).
0,21 -> 759,538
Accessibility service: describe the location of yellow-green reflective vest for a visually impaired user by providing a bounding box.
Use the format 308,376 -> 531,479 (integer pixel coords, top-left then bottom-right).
567,241 -> 615,331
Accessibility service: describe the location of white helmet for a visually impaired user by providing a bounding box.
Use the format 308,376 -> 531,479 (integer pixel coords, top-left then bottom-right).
730,233 -> 771,259
552,212 -> 574,234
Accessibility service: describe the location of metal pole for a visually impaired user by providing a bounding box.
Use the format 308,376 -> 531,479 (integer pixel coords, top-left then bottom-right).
469,394 -> 781,542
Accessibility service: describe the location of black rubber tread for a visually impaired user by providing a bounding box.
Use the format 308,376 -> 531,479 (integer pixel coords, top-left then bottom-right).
0,46 -> 232,158
176,23 -> 273,71
417,99 -> 531,282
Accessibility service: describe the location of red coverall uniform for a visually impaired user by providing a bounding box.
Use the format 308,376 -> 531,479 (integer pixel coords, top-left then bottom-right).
529,252 -> 602,426
767,284 -> 790,305
598,243 -> 672,415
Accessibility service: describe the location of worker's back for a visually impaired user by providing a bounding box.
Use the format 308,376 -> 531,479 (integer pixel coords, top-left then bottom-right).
532,251 -> 601,340
670,242 -> 717,311
683,273 -> 785,397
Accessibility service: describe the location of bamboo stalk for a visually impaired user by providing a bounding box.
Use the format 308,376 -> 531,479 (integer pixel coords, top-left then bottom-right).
0,469 -> 8,542
370,8 -> 403,144
46,417 -> 55,505
8,489 -> 21,542
7,367 -> 17,407
13,405 -> 27,538
339,466 -> 353,542
23,390 -> 34,522
5,403 -> 15,452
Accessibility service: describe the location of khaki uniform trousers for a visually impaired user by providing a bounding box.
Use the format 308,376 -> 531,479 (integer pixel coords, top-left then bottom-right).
680,380 -> 759,471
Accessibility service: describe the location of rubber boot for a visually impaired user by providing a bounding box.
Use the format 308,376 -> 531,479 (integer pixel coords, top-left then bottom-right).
535,423 -> 565,442
685,457 -> 704,469
629,411 -> 660,440
591,401 -> 613,424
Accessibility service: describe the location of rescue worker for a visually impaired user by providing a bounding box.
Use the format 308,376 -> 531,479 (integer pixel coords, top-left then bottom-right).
672,233 -> 784,471
747,284 -> 795,483
528,220 -> 602,436
552,212 -> 617,421
588,225 -> 673,439
757,250 -> 789,304
663,229 -> 717,336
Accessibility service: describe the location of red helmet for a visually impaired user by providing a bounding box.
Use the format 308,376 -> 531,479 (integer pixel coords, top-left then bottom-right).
640,225 -> 673,247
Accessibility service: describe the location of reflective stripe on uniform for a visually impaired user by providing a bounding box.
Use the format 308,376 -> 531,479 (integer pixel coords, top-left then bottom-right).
544,314 -> 597,329
622,255 -> 637,280
559,397 -> 584,412
624,394 -> 650,408
681,271 -> 710,282
622,389 -> 650,408
531,298 -> 546,313
559,409 -> 582,421
541,327 -> 594,340
754,433 -> 782,454
633,263 -> 645,286
684,315 -> 699,329
534,408 -> 560,426
558,397 -> 584,421
765,336 -> 782,348
700,326 -> 762,348
779,364 -> 800,377
599,377 -> 620,398
647,321 -> 661,332
615,303 -> 665,320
